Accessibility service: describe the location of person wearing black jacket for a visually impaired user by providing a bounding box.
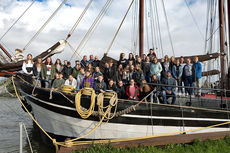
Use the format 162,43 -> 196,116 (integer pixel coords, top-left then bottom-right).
92,56 -> 100,67
107,79 -> 117,92
62,61 -> 73,80
118,53 -> 127,68
142,56 -> 151,82
150,74 -> 161,103
132,64 -> 144,85
117,80 -> 125,99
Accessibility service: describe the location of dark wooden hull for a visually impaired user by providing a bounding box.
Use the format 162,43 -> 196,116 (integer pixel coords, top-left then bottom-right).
13,74 -> 230,141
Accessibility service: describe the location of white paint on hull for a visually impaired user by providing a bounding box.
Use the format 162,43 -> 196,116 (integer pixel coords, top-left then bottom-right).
30,102 -> 230,139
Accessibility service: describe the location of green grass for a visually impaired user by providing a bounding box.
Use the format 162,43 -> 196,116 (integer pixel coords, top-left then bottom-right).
73,136 -> 230,153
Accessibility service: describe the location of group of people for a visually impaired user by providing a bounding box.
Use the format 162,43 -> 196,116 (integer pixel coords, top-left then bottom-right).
22,48 -> 202,104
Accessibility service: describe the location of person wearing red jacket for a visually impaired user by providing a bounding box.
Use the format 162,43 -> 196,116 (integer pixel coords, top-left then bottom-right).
126,79 -> 139,100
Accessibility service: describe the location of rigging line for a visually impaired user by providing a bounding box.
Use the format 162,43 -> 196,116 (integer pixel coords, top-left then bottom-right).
134,0 -> 139,55
23,0 -> 68,51
66,41 -> 82,59
153,0 -> 163,56
161,0 -> 175,56
208,0 -> 217,54
106,0 -> 135,54
0,0 -> 36,41
131,0 -> 137,52
144,0 -> 150,50
184,0 -> 205,40
66,0 -> 93,40
149,0 -> 156,50
78,0 -> 114,56
70,0 -> 113,60
204,0 -> 211,53
206,27 -> 219,42
0,40 -> 14,55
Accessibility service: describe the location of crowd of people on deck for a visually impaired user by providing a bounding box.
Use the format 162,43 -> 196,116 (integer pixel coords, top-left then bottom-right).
22,48 -> 202,104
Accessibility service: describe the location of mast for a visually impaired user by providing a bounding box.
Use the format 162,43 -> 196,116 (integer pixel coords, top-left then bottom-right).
228,0 -> 230,61
139,0 -> 144,56
219,0 -> 226,88
0,43 -> 12,61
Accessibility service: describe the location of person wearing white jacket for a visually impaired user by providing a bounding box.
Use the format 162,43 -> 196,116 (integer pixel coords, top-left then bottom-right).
64,75 -> 77,88
22,54 -> 34,75
150,57 -> 162,80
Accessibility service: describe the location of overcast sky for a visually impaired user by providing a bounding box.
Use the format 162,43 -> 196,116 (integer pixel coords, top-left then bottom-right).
0,0 -> 216,63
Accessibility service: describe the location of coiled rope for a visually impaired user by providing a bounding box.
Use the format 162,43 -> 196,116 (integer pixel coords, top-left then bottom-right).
75,88 -> 96,119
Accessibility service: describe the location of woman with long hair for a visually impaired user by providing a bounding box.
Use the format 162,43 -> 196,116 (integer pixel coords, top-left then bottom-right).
55,58 -> 63,73
41,57 -> 56,88
22,54 -> 34,75
33,56 -> 42,87
118,53 -> 127,68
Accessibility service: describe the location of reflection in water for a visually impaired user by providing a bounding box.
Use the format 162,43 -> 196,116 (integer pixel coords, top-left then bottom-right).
0,97 -> 54,153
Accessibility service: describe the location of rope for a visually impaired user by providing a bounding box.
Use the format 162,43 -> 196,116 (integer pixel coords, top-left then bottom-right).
16,74 -> 230,115
2,78 -> 15,97
97,91 -> 118,121
0,0 -> 36,41
161,0 -> 175,56
66,41 -> 82,59
184,0 -> 204,40
23,0 -> 67,51
153,0 -> 164,57
70,119 -> 230,146
105,0 -> 134,54
66,0 -> 93,40
23,123 -> 34,153
145,0 -> 150,50
75,88 -> 96,119
70,0 -> 114,60
13,74 -> 230,149
149,0 -> 157,52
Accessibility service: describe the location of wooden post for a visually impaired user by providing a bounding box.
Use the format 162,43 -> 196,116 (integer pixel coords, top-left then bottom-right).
219,0 -> 226,88
139,0 -> 144,56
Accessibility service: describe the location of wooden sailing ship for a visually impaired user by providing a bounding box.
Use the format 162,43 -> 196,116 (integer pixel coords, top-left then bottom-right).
1,0 -> 230,147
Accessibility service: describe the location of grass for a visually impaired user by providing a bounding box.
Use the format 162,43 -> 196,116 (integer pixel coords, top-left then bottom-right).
73,136 -> 230,153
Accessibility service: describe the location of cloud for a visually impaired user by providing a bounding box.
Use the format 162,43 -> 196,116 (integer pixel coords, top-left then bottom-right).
0,0 -> 214,64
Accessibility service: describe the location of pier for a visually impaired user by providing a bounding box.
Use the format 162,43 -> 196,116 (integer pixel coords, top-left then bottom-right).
58,131 -> 230,153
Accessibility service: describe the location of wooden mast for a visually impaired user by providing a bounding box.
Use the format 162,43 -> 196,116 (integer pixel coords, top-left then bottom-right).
139,0 -> 144,56
0,43 -> 12,61
219,0 -> 226,88
228,0 -> 230,62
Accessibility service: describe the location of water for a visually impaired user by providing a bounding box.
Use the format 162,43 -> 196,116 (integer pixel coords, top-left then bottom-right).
0,97 -> 54,153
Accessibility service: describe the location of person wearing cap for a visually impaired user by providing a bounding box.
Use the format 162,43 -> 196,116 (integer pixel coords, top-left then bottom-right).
81,70 -> 94,88
161,70 -> 177,104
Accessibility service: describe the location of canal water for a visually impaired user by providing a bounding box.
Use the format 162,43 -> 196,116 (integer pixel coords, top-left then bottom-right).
0,97 -> 54,153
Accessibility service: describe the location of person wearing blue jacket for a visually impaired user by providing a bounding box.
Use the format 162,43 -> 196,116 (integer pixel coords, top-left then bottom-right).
193,56 -> 202,96
172,59 -> 183,97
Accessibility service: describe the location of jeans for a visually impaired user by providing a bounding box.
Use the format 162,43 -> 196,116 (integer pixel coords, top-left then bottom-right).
162,90 -> 176,104
45,75 -> 52,88
184,76 -> 194,95
175,78 -> 183,94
